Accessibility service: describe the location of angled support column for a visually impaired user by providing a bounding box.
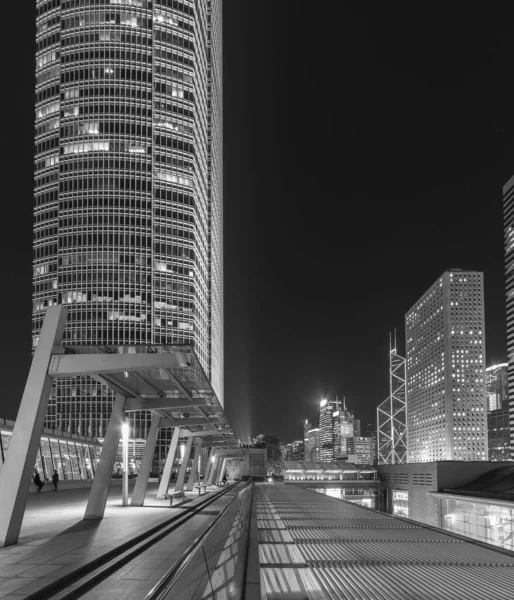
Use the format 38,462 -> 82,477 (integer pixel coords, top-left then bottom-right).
206,454 -> 219,485
219,458 -> 228,483
185,438 -> 203,491
131,412 -> 160,506
174,436 -> 193,492
84,394 -> 125,519
156,427 -> 181,499
0,306 -> 67,547
203,449 -> 214,483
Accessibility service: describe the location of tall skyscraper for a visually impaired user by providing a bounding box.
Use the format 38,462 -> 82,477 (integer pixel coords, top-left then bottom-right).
486,364 -> 508,412
405,270 -> 488,462
303,419 -> 312,457
318,397 -> 340,461
306,427 -> 319,461
503,174 -> 514,459
33,0 -> 223,447
377,338 -> 407,465
333,400 -> 354,458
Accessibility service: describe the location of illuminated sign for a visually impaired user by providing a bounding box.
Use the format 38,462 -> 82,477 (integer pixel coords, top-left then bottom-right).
320,399 -> 327,407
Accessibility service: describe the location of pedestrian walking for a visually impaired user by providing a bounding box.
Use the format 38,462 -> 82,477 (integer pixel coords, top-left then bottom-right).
52,469 -> 59,491
33,471 -> 45,492
222,471 -> 227,485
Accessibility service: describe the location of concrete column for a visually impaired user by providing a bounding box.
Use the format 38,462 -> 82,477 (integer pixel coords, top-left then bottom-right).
212,456 -> 224,485
185,438 -> 203,491
219,458 -> 228,483
206,454 -> 218,485
0,306 -> 67,547
156,427 -> 181,499
84,394 -> 125,519
130,412 -> 160,506
203,449 -> 214,483
174,436 -> 193,492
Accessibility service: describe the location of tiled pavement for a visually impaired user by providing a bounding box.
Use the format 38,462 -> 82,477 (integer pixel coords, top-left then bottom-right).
0,483 -> 234,599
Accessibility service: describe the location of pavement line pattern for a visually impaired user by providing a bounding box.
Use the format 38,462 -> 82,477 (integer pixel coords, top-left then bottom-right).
256,485 -> 514,600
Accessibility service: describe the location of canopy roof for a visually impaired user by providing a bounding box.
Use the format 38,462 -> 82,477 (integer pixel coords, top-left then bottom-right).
48,344 -> 237,446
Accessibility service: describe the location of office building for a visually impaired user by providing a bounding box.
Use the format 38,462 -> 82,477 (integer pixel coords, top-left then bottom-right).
33,0 -> 223,456
306,428 -> 319,461
291,440 -> 304,461
405,270 -> 488,462
488,408 -> 511,461
318,397 -> 341,461
505,174 -> 514,460
346,436 -> 374,465
303,420 -> 312,457
486,364 -> 509,411
377,339 -> 407,465
333,401 -> 354,458
486,363 -> 510,461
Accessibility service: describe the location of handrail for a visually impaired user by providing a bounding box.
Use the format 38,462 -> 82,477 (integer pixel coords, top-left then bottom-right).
145,478 -> 254,600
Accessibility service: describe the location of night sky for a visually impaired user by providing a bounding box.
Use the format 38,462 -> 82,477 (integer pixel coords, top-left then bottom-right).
1,3 -> 512,446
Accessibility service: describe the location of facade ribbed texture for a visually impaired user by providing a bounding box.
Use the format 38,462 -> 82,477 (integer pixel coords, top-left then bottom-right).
405,271 -> 487,462
33,0 -> 223,447
503,175 -> 514,460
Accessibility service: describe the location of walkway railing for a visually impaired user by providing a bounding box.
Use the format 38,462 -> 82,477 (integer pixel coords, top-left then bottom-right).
146,479 -> 254,600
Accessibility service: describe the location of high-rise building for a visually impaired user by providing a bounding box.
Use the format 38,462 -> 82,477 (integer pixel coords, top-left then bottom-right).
291,440 -> 304,461
504,174 -> 514,459
33,0 -> 223,458
487,408 -> 511,461
333,401 -> 354,458
318,397 -> 341,461
486,363 -> 510,461
486,364 -> 509,411
346,437 -> 374,465
405,270 -> 488,462
303,419 -> 312,456
306,428 -> 319,461
353,419 -> 361,437
377,338 -> 407,465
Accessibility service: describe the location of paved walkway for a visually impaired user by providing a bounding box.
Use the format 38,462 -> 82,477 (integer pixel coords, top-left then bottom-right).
0,482 -> 231,599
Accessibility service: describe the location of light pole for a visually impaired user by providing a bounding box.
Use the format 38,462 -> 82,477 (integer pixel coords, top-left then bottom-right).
122,421 -> 129,506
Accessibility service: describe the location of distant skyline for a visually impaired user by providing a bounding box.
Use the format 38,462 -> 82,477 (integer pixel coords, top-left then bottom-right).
0,3 -> 513,445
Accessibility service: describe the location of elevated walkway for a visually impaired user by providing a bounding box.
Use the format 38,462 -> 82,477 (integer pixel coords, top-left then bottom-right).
0,482 -> 239,598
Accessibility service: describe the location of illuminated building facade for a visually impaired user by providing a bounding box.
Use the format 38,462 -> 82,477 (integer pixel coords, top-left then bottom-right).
306,427 -> 319,461
486,364 -> 510,461
377,339 -> 407,465
504,175 -> 514,460
346,436 -> 374,465
303,419 -> 312,455
486,364 -> 508,411
318,397 -> 340,461
405,270 -> 488,462
333,401 -> 354,458
33,0 -> 223,453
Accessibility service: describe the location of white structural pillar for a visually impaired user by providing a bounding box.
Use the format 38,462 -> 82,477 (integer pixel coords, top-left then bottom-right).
131,412 -> 160,507
0,306 -> 67,547
203,449 -> 214,483
156,427 -> 181,499
84,393 -> 126,519
185,438 -> 203,491
174,436 -> 193,492
206,454 -> 219,485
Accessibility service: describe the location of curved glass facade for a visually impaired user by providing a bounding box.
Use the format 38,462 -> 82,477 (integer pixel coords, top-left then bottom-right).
33,0 -> 223,443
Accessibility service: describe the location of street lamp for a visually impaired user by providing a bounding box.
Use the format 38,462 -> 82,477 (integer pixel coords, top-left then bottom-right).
122,421 -> 130,506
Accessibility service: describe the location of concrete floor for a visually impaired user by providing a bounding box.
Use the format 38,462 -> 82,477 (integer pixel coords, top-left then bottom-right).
0,482 -> 233,599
